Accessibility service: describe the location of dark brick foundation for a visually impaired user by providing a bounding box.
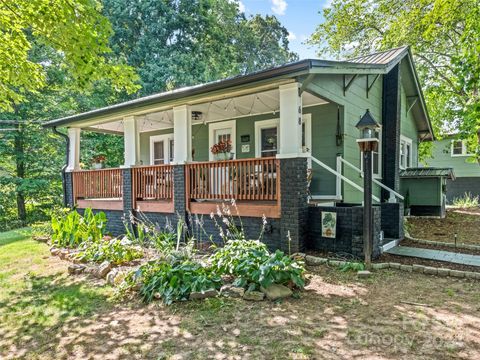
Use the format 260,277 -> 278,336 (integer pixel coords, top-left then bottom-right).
380,202 -> 404,240
307,205 -> 382,259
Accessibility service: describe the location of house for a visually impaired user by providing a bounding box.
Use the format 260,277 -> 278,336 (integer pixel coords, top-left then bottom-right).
43,46 -> 434,258
422,137 -> 480,202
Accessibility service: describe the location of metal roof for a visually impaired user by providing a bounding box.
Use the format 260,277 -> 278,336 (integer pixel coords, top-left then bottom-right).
400,167 -> 455,180
348,46 -> 409,65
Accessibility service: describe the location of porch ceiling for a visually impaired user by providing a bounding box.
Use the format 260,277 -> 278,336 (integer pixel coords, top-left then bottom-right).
88,89 -> 328,134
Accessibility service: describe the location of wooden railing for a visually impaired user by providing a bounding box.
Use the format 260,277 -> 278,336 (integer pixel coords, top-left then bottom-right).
72,168 -> 123,200
132,165 -> 174,201
186,157 -> 280,201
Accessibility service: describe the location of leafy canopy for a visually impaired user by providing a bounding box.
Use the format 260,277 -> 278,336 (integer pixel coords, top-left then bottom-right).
0,0 -> 139,111
309,0 -> 480,155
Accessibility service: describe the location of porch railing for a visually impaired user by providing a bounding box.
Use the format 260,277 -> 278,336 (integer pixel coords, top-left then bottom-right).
132,164 -> 174,201
185,157 -> 280,201
72,168 -> 123,200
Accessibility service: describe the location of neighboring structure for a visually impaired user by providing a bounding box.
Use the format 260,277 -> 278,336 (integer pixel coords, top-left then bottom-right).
44,46 -> 434,258
422,137 -> 480,202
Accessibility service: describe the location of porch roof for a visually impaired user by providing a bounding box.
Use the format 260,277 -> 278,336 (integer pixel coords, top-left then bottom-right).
43,46 -> 433,140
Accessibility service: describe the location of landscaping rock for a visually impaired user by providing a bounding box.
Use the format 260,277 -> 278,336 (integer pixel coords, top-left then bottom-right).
372,263 -> 389,270
68,264 -> 85,275
423,267 -> 438,275
291,252 -> 306,261
436,268 -> 450,277
328,260 -> 344,267
305,255 -> 327,266
464,271 -> 478,280
260,284 -> 292,301
412,264 -> 426,273
97,261 -> 112,278
449,270 -> 465,278
34,236 -> 49,243
243,290 -> 265,301
50,247 -> 60,256
400,265 -> 413,272
389,262 -> 401,269
59,249 -> 69,260
189,289 -> 217,300
220,284 -> 245,298
106,269 -> 119,285
357,270 -> 371,279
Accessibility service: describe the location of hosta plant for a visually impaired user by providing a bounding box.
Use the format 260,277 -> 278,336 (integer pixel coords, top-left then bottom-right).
75,238 -> 143,265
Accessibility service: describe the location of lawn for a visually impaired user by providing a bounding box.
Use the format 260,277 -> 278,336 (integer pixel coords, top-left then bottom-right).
1,229 -> 479,359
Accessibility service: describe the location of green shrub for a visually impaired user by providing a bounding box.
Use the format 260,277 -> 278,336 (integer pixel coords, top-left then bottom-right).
339,261 -> 365,272
75,238 -> 143,265
51,208 -> 107,248
31,221 -> 52,238
452,192 -> 479,208
209,240 -> 305,291
136,259 -> 222,304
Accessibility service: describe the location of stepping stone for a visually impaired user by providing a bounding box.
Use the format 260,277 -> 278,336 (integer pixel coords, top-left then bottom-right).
386,246 -> 480,267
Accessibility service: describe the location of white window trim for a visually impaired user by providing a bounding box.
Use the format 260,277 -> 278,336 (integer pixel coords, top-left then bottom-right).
450,139 -> 472,157
254,114 -> 311,160
400,135 -> 413,170
360,127 -> 382,179
208,120 -> 236,161
255,118 -> 279,157
150,134 -> 174,165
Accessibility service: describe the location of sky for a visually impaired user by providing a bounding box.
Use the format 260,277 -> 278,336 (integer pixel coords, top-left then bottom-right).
238,0 -> 331,59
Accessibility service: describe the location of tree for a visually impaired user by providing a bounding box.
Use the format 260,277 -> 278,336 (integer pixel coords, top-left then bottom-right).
309,0 -> 480,157
103,0 -> 297,96
0,0 -> 139,111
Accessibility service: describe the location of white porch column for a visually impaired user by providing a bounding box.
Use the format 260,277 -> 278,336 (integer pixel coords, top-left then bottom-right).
67,127 -> 81,171
173,105 -> 192,163
123,115 -> 141,167
279,82 -> 303,156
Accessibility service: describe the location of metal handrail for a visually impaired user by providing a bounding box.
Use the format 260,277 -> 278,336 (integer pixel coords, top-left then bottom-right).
310,156 -> 380,202
338,156 -> 404,201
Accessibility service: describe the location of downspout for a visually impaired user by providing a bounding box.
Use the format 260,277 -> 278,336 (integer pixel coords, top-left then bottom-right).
52,126 -> 69,207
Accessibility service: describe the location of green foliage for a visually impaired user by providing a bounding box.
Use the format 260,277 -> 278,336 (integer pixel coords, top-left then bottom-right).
0,0 -> 139,111
209,240 -> 305,291
452,192 -> 479,208
51,208 -> 107,248
339,262 -> 365,272
310,0 -> 480,145
136,259 -> 222,304
75,238 -> 143,265
31,221 -> 52,238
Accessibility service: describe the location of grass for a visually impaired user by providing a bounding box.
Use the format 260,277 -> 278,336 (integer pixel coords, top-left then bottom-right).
1,229 -> 480,359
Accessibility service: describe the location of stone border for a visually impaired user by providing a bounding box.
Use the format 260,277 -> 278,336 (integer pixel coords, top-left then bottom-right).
302,254 -> 480,280
405,235 -> 480,251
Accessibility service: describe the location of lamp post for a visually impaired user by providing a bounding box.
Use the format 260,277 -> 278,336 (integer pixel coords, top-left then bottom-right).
355,109 -> 380,268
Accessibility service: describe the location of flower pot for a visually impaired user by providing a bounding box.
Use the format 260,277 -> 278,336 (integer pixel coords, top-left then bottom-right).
93,162 -> 104,169
214,152 -> 229,161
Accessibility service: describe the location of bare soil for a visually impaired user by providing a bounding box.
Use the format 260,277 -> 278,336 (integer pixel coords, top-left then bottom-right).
408,207 -> 480,245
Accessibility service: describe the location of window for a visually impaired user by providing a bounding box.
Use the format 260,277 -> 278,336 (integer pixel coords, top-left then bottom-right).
400,135 -> 413,169
260,127 -> 278,157
360,128 -> 382,178
451,140 -> 472,157
209,120 -> 236,160
150,134 -> 174,165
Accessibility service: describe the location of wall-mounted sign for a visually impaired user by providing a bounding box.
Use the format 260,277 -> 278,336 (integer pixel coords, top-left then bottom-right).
321,211 -> 337,238
241,144 -> 250,153
241,135 -> 250,142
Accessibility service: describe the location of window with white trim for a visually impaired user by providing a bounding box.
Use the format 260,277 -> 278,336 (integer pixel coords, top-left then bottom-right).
451,140 -> 472,157
360,128 -> 382,178
400,135 -> 413,169
150,134 -> 174,165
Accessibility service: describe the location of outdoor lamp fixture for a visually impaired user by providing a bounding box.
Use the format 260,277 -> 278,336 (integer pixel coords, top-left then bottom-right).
355,109 -> 380,268
191,111 -> 203,121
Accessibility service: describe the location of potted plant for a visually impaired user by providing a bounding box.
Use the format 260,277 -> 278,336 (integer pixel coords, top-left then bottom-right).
210,140 -> 232,161
92,154 -> 106,169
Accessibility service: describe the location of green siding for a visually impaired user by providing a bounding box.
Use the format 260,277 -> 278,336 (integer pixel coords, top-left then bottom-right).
192,124 -> 209,161
423,139 -> 480,178
400,85 -> 419,167
400,178 -> 442,206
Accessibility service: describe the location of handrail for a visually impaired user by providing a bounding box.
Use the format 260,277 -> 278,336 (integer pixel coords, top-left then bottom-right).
132,164 -> 174,201
72,168 -> 123,200
338,156 -> 404,201
310,156 -> 380,202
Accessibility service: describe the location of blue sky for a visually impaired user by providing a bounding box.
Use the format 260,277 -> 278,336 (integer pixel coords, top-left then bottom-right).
239,0 -> 330,59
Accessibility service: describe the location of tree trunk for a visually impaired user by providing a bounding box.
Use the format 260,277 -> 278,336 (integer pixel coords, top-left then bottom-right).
14,121 -> 27,224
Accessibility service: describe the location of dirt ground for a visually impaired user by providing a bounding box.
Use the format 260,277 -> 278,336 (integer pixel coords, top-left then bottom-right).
408,207 -> 480,245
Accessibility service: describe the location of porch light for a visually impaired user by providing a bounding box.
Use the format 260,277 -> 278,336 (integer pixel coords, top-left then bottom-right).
355,109 -> 380,152
191,111 -> 203,121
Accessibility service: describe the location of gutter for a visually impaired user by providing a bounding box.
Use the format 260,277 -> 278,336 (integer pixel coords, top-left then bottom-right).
51,126 -> 69,207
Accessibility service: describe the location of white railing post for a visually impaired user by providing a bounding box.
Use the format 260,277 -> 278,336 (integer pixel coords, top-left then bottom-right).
67,127 -> 81,171
336,155 -> 342,199
123,116 -> 140,167
173,105 -> 192,163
